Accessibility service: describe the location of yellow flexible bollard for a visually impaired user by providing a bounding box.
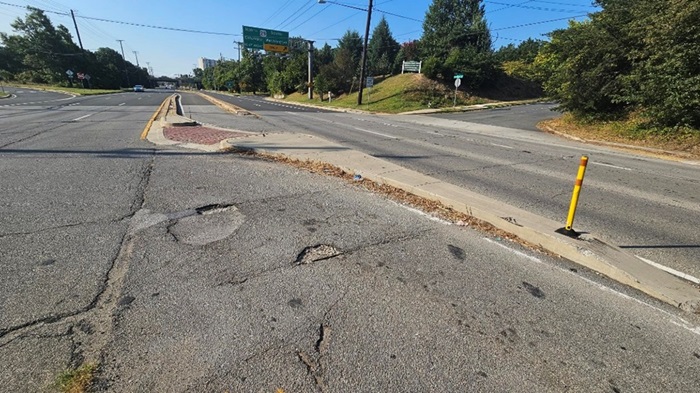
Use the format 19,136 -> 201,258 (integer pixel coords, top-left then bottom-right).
565,155 -> 589,232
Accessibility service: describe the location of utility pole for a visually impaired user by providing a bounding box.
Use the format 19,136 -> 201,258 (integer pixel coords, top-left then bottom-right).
117,40 -> 130,87
70,10 -> 84,51
357,0 -> 373,105
132,51 -> 140,67
307,40 -> 314,100
235,41 -> 244,61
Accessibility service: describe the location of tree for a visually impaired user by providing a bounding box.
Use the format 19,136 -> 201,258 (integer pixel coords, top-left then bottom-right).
367,16 -> 400,76
1,7 -> 82,84
421,0 -> 491,59
420,0 -> 494,86
534,0 -> 699,129
494,39 -> 546,63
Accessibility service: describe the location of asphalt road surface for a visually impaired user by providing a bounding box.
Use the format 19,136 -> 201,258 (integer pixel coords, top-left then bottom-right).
1,89 -> 699,392
195,92 -> 700,282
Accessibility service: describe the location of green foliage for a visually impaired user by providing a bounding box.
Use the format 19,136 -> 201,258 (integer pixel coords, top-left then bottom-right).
367,16 -> 400,76
537,0 -> 700,129
421,0 -> 491,59
0,8 -> 150,89
494,39 -> 546,63
420,0 -> 494,88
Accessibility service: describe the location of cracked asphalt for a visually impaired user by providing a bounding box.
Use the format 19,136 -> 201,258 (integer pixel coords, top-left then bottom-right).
1,89 -> 699,392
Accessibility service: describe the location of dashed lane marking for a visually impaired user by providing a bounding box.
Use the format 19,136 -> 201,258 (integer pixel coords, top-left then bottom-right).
591,162 -> 633,171
72,113 -> 93,121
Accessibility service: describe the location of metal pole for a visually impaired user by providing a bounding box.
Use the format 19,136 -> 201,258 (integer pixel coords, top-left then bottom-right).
564,156 -> 589,231
132,51 -> 140,67
117,40 -> 130,87
357,0 -> 373,106
307,40 -> 314,100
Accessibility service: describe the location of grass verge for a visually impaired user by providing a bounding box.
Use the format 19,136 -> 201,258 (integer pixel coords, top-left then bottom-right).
540,114 -> 700,160
283,74 -> 497,114
5,83 -> 122,95
54,363 -> 97,393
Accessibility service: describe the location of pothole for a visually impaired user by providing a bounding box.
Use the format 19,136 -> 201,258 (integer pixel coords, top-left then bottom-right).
168,203 -> 244,246
294,245 -> 342,265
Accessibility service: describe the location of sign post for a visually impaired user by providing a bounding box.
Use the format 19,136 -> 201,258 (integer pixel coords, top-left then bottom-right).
453,74 -> 463,107
366,77 -> 374,108
243,26 -> 290,53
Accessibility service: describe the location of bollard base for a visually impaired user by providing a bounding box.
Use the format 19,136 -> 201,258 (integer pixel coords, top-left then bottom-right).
556,227 -> 580,238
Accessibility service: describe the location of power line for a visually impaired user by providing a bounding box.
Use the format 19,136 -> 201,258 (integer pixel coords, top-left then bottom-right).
485,1 -> 590,13
289,6 -> 330,32
279,1 -> 317,30
260,0 -> 295,26
274,0 -> 314,30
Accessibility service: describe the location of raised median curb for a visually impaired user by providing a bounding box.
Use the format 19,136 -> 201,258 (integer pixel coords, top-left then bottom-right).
195,91 -> 259,118
222,132 -> 700,313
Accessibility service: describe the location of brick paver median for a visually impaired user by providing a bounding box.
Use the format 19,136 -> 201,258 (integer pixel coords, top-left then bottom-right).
163,126 -> 250,145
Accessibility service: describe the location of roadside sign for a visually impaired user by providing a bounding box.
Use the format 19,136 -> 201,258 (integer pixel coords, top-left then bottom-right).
77,73 -> 85,80
454,78 -> 461,88
65,69 -> 74,77
402,60 -> 422,73
454,74 -> 464,79
366,77 -> 374,88
84,74 -> 91,81
243,25 -> 289,53
226,81 -> 234,88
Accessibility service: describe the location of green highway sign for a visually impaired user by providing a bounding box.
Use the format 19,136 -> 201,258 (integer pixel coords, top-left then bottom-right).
454,74 -> 464,79
243,26 -> 289,53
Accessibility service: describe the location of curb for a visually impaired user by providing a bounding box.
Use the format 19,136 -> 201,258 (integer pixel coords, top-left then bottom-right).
398,99 -> 546,115
222,133 -> 700,314
194,92 -> 260,118
539,124 -> 700,163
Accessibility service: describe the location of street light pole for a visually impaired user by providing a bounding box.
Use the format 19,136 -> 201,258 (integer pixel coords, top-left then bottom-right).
357,0 -> 373,105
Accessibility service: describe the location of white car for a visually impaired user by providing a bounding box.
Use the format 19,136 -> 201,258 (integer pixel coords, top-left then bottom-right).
133,85 -> 144,92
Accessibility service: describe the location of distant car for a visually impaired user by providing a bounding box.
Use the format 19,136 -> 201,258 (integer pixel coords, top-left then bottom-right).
133,85 -> 144,92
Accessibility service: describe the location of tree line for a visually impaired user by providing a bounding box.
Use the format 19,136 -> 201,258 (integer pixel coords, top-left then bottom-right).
2,1 -> 697,131
0,7 -> 149,89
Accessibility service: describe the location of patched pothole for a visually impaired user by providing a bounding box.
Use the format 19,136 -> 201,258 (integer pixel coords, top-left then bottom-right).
294,244 -> 342,265
167,203 -> 244,246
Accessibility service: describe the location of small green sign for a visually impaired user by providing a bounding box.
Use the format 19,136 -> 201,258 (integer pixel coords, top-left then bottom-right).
243,26 -> 289,53
454,74 -> 464,79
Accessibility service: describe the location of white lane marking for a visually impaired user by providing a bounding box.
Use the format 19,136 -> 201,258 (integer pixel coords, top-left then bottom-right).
118,103 -> 126,106
591,162 -> 633,171
636,255 -> 700,285
391,201 -> 451,225
72,114 -> 93,121
352,126 -> 399,139
482,237 -> 700,336
490,143 -> 514,149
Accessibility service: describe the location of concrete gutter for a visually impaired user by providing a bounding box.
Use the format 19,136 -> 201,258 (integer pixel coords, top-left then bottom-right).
222,133 -> 700,313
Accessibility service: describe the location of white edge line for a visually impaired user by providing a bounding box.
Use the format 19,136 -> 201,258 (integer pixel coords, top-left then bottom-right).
482,237 -> 700,336
118,102 -> 126,106
635,255 -> 700,285
391,201 -> 451,225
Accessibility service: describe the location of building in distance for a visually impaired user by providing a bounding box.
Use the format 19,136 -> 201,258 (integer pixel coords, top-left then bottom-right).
197,57 -> 218,70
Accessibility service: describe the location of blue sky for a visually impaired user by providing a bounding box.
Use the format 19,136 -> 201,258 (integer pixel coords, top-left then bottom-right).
0,0 -> 600,77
